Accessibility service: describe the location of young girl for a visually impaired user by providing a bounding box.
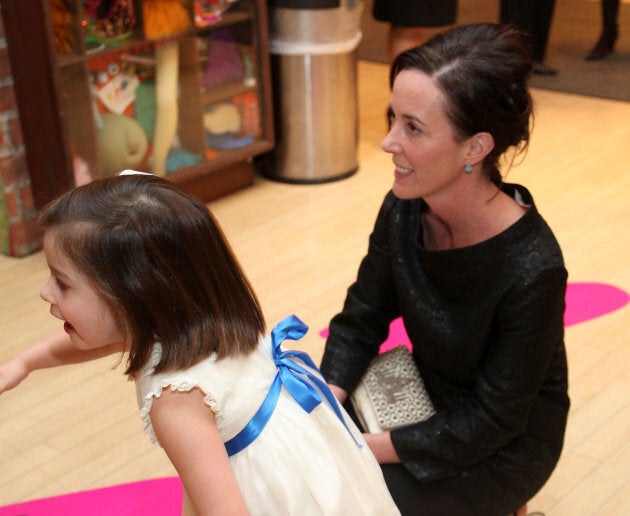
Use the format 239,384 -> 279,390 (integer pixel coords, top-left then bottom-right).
0,174 -> 399,516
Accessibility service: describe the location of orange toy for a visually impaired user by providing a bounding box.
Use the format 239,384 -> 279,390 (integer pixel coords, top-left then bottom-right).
142,0 -> 192,40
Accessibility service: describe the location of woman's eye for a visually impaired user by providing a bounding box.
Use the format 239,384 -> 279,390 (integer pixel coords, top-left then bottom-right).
407,122 -> 421,134
386,107 -> 395,126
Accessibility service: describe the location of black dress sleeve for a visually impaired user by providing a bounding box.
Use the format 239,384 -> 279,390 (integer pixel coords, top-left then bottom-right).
392,264 -> 568,482
320,192 -> 401,392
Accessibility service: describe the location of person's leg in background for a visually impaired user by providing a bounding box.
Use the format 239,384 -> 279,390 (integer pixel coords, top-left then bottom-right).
500,0 -> 558,75
373,0 -> 457,63
387,25 -> 424,62
529,0 -> 557,74
586,0 -> 620,60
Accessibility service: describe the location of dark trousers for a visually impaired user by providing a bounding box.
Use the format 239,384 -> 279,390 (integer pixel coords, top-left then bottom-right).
381,464 -> 479,516
500,0 -> 556,62
343,400 -> 526,516
600,0 -> 620,35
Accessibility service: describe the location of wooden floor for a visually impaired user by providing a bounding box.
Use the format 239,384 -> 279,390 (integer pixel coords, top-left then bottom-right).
1,60 -> 629,514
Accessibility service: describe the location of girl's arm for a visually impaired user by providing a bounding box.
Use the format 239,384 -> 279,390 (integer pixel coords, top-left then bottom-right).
0,331 -> 124,394
150,387 -> 250,516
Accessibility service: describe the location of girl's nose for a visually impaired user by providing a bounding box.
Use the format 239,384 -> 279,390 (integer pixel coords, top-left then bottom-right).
40,277 -> 54,304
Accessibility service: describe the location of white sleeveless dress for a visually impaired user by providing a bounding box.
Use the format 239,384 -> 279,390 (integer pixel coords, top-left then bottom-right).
135,335 -> 400,516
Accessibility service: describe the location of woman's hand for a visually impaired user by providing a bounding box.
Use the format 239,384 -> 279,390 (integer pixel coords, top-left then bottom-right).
328,384 -> 348,404
363,431 -> 401,464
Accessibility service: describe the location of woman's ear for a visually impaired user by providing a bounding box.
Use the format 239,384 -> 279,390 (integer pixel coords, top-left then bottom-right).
466,132 -> 495,165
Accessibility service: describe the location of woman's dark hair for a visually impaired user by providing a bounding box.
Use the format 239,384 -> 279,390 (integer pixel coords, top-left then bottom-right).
391,23 -> 534,183
40,174 -> 265,376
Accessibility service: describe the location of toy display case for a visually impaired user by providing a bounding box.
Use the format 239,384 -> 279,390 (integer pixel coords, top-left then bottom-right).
1,0 -> 274,204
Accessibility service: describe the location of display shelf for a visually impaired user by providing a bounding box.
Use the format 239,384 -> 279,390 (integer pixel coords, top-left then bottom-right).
1,0 -> 274,204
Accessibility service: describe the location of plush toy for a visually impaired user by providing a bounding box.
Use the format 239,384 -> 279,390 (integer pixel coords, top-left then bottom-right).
203,102 -> 241,134
142,0 -> 192,40
49,0 -> 76,54
202,29 -> 244,89
142,0 -> 192,175
97,112 -> 149,176
83,0 -> 137,47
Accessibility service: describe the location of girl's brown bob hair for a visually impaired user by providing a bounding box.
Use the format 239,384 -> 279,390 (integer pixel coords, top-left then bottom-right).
40,174 -> 265,376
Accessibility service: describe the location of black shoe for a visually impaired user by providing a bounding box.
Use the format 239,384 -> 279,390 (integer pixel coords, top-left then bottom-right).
586,32 -> 618,60
533,61 -> 557,76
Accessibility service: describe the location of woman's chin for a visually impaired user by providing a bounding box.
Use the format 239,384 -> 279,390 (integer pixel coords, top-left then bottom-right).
392,181 -> 420,200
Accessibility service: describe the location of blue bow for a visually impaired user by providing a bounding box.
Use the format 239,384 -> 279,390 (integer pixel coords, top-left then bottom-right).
224,315 -> 360,456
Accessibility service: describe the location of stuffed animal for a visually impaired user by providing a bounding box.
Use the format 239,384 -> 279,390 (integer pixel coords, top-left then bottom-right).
142,0 -> 192,174
97,112 -> 149,176
142,0 -> 192,40
49,0 -> 76,53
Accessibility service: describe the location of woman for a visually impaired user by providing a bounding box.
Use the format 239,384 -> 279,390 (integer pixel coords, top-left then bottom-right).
320,23 -> 569,516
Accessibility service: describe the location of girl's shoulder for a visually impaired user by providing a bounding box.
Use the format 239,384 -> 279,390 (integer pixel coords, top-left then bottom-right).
135,337 -> 274,408
135,337 -> 275,445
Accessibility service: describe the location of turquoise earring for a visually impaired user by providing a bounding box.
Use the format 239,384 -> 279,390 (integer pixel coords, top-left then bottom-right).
464,164 -> 473,173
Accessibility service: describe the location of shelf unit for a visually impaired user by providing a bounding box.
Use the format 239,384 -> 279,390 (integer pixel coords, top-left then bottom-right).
1,0 -> 274,205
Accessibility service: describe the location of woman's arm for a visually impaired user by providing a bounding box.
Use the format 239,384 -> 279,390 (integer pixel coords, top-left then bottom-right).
391,267 -> 569,480
150,387 -> 250,516
320,192 -> 401,393
0,331 -> 124,394
327,383 -> 348,404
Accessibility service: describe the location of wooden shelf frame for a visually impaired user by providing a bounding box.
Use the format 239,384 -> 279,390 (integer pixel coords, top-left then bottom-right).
1,0 -> 274,204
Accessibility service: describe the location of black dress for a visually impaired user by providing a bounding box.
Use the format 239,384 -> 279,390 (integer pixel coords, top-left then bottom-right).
373,0 -> 457,28
320,184 -> 569,516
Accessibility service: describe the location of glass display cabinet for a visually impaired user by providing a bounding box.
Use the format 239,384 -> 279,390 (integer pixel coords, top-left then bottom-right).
1,0 -> 274,204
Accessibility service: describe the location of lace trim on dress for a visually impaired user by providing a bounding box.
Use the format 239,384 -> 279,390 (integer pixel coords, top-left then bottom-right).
139,377 -> 220,445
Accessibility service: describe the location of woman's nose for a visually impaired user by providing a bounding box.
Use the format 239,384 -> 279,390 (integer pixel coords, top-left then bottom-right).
380,128 -> 398,154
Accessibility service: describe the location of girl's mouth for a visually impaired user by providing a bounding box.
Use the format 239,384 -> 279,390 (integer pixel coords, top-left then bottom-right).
64,321 -> 75,334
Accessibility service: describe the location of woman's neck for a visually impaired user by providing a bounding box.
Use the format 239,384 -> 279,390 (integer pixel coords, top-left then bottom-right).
421,185 -> 527,250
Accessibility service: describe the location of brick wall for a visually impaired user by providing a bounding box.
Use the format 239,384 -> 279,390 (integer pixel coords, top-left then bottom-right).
0,14 -> 42,257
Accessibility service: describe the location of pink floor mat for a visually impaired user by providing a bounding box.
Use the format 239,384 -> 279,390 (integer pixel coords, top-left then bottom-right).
0,477 -> 182,516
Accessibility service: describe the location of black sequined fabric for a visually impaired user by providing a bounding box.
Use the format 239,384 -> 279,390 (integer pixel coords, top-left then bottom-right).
320,183 -> 569,514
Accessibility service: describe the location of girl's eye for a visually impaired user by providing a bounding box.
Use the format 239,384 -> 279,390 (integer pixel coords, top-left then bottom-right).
54,277 -> 69,291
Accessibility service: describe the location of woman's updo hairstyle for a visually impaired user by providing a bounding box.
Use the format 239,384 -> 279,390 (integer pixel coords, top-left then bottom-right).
391,23 -> 534,184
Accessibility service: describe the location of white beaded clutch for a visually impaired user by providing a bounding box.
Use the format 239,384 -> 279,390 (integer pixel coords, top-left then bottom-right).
351,345 -> 435,433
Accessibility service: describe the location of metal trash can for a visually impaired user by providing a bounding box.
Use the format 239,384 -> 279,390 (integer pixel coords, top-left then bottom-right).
262,0 -> 363,183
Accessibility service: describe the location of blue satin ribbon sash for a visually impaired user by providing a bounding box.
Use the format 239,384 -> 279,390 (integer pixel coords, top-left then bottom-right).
224,314 -> 360,456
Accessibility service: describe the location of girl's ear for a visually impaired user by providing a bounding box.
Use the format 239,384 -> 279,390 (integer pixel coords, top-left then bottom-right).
466,132 -> 495,166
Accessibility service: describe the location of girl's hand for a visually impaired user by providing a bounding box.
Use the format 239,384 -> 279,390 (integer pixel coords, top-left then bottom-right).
0,331 -> 123,396
0,357 -> 29,395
